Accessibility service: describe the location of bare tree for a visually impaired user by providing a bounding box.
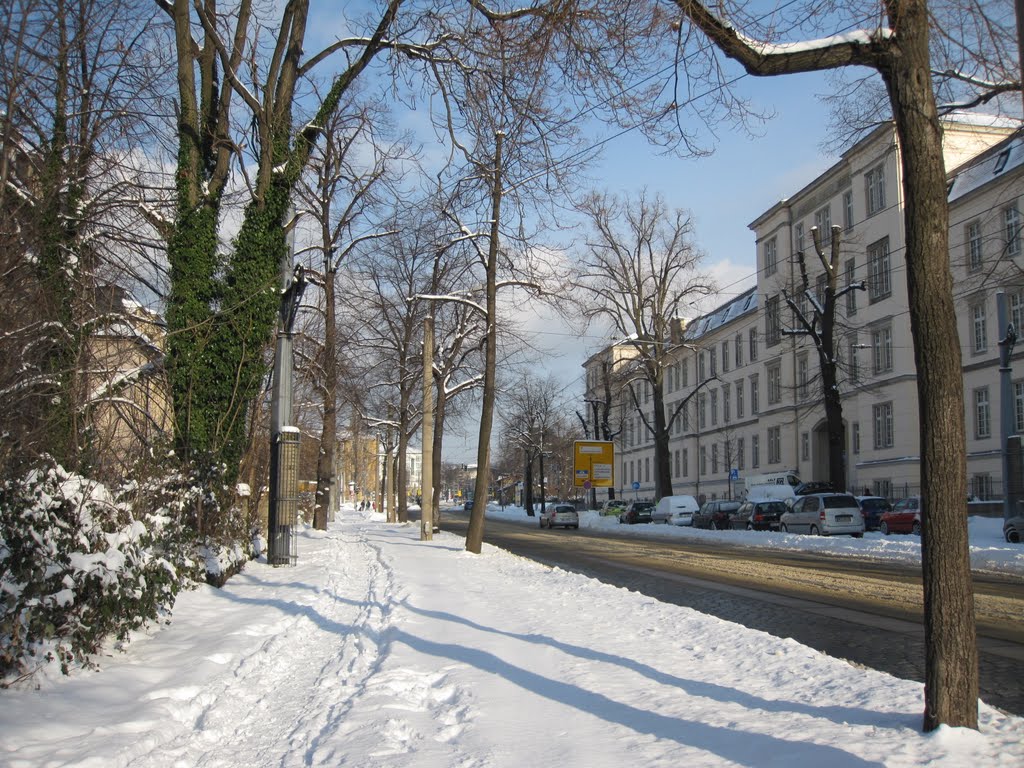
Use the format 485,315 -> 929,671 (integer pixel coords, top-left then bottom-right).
780,226 -> 867,491
575,189 -> 715,500
670,0 -> 1020,730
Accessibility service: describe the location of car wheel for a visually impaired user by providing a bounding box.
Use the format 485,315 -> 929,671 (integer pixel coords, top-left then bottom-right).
881,522 -> 890,535
710,521 -> 719,531
809,525 -> 819,536
574,524 -> 580,530
745,522 -> 753,531
851,532 -> 863,538
780,524 -> 789,533
1007,527 -> 1020,543
912,520 -> 921,536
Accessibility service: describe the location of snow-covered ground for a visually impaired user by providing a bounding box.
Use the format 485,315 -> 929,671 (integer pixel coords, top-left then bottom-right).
1,504 -> 1021,767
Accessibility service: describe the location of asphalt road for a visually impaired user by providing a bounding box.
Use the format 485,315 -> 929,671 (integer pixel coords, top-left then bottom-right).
437,509 -> 1024,716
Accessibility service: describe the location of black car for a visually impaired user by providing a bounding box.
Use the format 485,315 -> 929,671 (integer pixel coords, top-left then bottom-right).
692,499 -> 742,530
733,500 -> 787,531
856,496 -> 891,531
463,499 -> 474,511
619,500 -> 655,524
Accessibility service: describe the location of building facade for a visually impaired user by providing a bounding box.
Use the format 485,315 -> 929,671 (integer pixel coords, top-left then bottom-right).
584,116 -> 1022,504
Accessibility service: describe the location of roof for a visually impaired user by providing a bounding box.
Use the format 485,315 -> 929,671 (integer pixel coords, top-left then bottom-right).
683,286 -> 759,342
947,131 -> 1024,204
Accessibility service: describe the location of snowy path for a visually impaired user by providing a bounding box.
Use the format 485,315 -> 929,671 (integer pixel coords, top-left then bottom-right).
1,510 -> 1022,767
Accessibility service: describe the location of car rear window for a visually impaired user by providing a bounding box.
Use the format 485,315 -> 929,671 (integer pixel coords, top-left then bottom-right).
860,499 -> 889,512
758,502 -> 787,514
722,502 -> 741,512
634,502 -> 654,510
822,495 -> 858,509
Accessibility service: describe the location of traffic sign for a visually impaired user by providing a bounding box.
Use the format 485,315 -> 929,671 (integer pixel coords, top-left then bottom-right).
632,481 -> 640,490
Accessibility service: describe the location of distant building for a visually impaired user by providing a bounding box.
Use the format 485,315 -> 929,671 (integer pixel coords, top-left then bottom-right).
584,115 -> 1021,503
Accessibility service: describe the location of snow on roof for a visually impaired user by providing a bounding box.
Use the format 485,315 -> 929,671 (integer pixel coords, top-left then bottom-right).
948,133 -> 1024,204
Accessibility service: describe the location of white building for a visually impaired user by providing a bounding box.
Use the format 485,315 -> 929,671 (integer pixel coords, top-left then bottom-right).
584,115 -> 1022,504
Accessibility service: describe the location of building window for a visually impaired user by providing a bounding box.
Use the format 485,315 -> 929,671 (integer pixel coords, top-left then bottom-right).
673,450 -> 680,478
723,384 -> 731,423
712,444 -> 719,474
766,294 -> 781,346
710,348 -> 718,377
814,205 -> 832,245
751,375 -> 759,414
872,325 -> 893,374
1012,292 -> 1024,333
852,422 -> 861,454
795,222 -> 805,254
699,352 -> 706,381
1015,381 -> 1024,433
843,189 -> 854,229
1006,204 -> 1022,257
801,432 -> 810,461
874,479 -> 892,499
751,434 -> 760,468
721,341 -> 729,372
815,272 -> 828,310
866,163 -> 886,215
764,236 -> 778,275
975,387 -> 991,439
681,359 -> 689,387
699,393 -> 706,430
644,381 -> 650,404
767,426 -> 781,464
873,402 -> 894,449
749,328 -> 758,361
683,403 -> 690,432
736,382 -> 744,419
645,457 -> 651,482
798,354 -> 809,400
767,363 -> 782,405
972,474 -> 993,501
700,446 -> 707,476
867,237 -> 892,301
737,437 -> 745,470
682,448 -> 689,478
972,303 -> 988,353
966,220 -> 983,272
735,333 -> 743,367
710,390 -> 718,426
845,259 -> 857,315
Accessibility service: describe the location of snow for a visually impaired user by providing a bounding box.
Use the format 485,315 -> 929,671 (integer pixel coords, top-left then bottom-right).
1,504 -> 1021,767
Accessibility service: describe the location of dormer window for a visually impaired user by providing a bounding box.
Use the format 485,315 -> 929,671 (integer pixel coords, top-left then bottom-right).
995,148 -> 1011,174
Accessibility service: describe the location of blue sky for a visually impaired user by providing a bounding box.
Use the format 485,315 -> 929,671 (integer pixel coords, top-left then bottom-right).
445,68 -> 847,462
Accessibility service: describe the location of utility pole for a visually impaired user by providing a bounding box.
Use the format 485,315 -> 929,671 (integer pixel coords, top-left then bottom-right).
268,208 -> 306,566
998,291 -> 1019,521
421,317 -> 434,541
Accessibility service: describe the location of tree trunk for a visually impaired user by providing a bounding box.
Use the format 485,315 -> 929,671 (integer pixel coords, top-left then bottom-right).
652,369 -> 673,499
524,450 -> 535,516
467,132 -> 504,553
881,2 -> 978,730
313,268 -> 337,530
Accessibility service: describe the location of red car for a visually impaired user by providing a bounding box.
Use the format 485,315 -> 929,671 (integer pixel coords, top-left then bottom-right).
880,496 -> 922,536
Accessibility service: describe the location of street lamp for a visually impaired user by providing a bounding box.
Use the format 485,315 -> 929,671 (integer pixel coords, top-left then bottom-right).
998,291 -> 1018,521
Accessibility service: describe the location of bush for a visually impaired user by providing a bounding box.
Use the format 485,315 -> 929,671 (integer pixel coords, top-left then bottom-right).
0,458 -> 199,681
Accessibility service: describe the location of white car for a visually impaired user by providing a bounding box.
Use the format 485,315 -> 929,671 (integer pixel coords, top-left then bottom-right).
539,503 -> 579,530
653,495 -> 701,525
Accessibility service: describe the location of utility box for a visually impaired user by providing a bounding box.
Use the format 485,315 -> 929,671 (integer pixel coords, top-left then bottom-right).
268,427 -> 300,565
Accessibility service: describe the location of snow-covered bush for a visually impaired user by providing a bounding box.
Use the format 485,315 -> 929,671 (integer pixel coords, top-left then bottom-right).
0,458 -> 199,680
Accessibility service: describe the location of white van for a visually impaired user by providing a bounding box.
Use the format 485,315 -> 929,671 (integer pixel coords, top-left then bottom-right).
742,471 -> 801,502
653,495 -> 701,526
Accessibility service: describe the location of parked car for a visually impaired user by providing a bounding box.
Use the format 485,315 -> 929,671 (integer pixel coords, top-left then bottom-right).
692,499 -> 742,530
856,496 -> 891,532
881,496 -> 922,535
733,499 -> 787,531
600,499 -> 626,517
1004,514 -> 1024,543
653,495 -> 700,525
540,503 -> 579,530
463,499 -> 474,511
793,481 -> 835,496
780,492 -> 865,537
619,500 -> 655,524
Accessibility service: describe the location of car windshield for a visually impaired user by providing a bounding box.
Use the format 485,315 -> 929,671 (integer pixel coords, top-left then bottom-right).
822,495 -> 858,508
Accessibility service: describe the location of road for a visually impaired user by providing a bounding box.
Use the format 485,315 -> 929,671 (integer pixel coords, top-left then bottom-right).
438,510 -> 1024,716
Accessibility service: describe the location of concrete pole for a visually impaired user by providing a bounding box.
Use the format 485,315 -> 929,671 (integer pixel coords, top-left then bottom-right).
421,317 -> 434,541
997,291 -> 1018,521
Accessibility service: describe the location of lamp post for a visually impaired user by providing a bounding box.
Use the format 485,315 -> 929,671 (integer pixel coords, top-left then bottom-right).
998,291 -> 1018,521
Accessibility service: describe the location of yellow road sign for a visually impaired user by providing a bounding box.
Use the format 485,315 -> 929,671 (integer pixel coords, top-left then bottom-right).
573,440 -> 615,488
